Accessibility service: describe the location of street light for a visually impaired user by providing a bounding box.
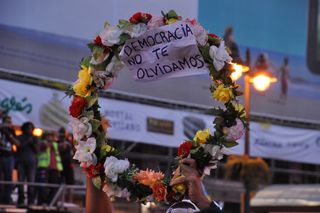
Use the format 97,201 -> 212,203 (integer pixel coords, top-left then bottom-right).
33,128 -> 44,137
250,72 -> 277,92
230,63 -> 249,81
231,63 -> 277,213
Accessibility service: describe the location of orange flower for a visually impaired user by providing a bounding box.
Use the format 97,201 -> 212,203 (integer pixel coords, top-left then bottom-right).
152,182 -> 167,202
133,169 -> 164,187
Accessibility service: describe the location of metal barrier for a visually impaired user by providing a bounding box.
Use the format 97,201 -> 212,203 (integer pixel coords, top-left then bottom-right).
0,181 -> 86,211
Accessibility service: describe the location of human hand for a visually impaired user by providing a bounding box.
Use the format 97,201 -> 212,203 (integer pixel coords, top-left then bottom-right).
170,158 -> 211,210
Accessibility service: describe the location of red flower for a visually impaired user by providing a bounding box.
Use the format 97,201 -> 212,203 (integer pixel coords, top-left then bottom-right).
129,12 -> 152,24
94,36 -> 102,45
177,141 -> 193,157
152,182 -> 167,202
84,163 -> 103,178
208,33 -> 219,39
69,96 -> 87,118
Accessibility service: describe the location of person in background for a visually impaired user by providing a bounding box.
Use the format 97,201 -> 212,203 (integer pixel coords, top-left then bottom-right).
58,127 -> 74,202
223,26 -> 243,64
279,57 -> 289,101
17,122 -> 38,206
37,131 -> 63,204
254,53 -> 270,71
0,115 -> 19,204
35,132 -> 51,205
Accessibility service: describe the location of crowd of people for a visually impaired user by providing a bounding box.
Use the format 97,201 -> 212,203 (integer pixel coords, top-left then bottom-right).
0,109 -> 74,206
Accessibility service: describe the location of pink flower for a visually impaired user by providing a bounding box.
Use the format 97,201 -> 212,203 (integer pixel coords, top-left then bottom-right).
147,16 -> 165,30
223,119 -> 245,141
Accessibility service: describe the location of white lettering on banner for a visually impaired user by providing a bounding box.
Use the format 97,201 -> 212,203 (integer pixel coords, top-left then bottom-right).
104,110 -> 141,132
119,21 -> 209,81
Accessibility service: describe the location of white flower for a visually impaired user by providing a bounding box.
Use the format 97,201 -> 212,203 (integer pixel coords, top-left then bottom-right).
192,22 -> 208,46
204,144 -> 228,160
69,117 -> 92,141
100,26 -> 123,46
103,184 -> 131,200
209,41 -> 232,71
124,23 -> 148,38
73,137 -> 97,167
147,16 -> 164,30
105,56 -> 125,78
92,71 -> 110,89
223,118 -> 245,141
203,145 -> 228,175
104,156 -> 130,182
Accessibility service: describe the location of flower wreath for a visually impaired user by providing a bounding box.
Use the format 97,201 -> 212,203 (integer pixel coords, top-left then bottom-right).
67,10 -> 246,204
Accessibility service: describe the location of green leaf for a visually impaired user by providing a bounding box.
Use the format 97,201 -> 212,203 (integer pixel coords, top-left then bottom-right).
190,146 -> 201,155
92,176 -> 102,190
86,95 -> 98,108
91,51 -> 114,71
87,43 -> 95,52
198,46 -> 212,64
118,19 -> 132,29
92,45 -> 105,61
166,10 -> 178,19
90,119 -> 101,132
119,33 -> 131,45
65,87 -> 75,97
104,21 -> 110,28
223,141 -> 239,148
80,56 -> 92,67
208,36 -> 220,46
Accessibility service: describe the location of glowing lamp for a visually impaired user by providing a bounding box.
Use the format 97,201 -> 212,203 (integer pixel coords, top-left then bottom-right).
33,128 -> 44,137
251,72 -> 277,92
12,144 -> 17,152
230,63 -> 249,81
15,129 -> 22,136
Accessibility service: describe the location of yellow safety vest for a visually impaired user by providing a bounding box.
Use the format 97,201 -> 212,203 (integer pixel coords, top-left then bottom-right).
37,141 -> 63,171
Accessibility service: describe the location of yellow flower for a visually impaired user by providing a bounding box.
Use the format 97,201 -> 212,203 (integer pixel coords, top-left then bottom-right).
233,103 -> 244,112
73,82 -> 90,97
233,103 -> 246,118
194,129 -> 210,144
213,84 -> 233,103
73,66 -> 93,97
78,66 -> 93,85
172,183 -> 186,195
166,18 -> 178,25
102,144 -> 114,153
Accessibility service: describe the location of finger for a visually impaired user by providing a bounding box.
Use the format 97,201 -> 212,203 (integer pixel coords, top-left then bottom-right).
172,166 -> 181,179
170,176 -> 187,186
180,158 -> 197,169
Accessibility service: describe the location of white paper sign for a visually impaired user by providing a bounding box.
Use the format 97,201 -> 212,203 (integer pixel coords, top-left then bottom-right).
119,21 -> 209,81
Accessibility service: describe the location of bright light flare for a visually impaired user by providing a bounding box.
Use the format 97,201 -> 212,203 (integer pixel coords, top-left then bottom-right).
251,73 -> 277,92
33,128 -> 44,137
230,63 -> 249,81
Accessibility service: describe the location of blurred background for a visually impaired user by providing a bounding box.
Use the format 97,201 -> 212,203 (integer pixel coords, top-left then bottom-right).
1,0 -> 320,212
